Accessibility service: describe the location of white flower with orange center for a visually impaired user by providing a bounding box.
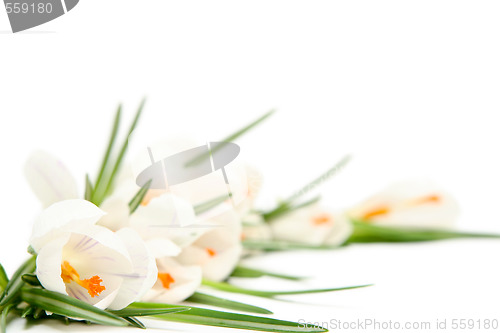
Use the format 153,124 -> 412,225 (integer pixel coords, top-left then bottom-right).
269,204 -> 353,246
348,180 -> 459,228
31,200 -> 157,310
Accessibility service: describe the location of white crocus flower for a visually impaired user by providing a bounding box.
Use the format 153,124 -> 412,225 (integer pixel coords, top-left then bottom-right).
31,200 -> 157,310
270,204 -> 353,247
348,180 -> 459,229
24,150 -> 79,208
141,257 -> 202,304
176,207 -> 242,282
241,213 -> 273,242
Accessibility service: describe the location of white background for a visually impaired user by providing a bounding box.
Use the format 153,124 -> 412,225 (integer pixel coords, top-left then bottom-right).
1,1 -> 500,332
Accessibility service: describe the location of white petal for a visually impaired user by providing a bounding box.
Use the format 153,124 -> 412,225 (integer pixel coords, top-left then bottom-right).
142,257 -> 201,304
98,196 -> 130,232
36,235 -> 71,295
24,150 -> 79,208
107,228 -> 158,310
145,238 -> 182,258
324,214 -> 353,247
30,199 -> 105,252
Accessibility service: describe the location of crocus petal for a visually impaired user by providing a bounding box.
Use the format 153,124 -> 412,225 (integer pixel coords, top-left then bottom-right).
323,214 -> 353,247
36,234 -> 71,295
142,257 -> 202,304
98,196 -> 131,232
145,238 -> 182,258
30,199 -> 106,252
24,150 -> 79,208
107,228 -> 158,310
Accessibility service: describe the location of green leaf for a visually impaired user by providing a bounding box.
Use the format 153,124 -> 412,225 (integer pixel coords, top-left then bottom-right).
0,264 -> 8,291
21,306 -> 35,318
262,196 -> 321,222
128,179 -> 152,214
110,304 -> 189,317
132,302 -> 327,333
27,246 -> 36,256
1,304 -> 14,333
231,266 -> 305,281
263,156 -> 351,222
202,279 -> 371,298
0,256 -> 36,306
194,194 -> 232,215
348,220 -> 500,243
21,274 -> 41,287
84,174 -> 93,202
21,288 -> 128,327
242,240 -> 337,252
91,105 -> 121,204
123,316 -> 146,329
100,99 -> 146,203
186,109 -> 275,167
186,292 -> 272,314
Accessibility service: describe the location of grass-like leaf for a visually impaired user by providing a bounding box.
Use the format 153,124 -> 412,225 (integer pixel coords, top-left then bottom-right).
186,292 -> 272,314
84,174 -> 93,202
0,256 -> 36,306
128,179 -> 152,214
231,266 -> 305,281
348,220 -> 500,243
186,109 -> 275,167
194,193 -> 232,215
1,304 -> 14,333
263,156 -> 350,222
21,274 -> 41,286
123,316 -> 146,329
262,196 -> 321,222
202,279 -> 371,298
132,302 -> 327,332
91,105 -> 121,204
242,240 -> 337,252
0,264 -> 8,291
110,304 -> 189,317
21,288 -> 128,327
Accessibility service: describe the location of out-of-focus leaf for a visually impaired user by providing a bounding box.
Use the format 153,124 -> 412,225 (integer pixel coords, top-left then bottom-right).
231,266 -> 305,281
0,264 -> 8,291
1,304 -> 14,333
186,292 -> 272,314
21,274 -> 41,286
128,179 -> 152,214
242,240 -> 336,252
110,304 -> 189,317
348,220 -> 500,243
123,316 -> 146,329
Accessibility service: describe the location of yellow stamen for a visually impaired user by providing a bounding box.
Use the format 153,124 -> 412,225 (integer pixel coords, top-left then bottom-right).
206,247 -> 217,257
312,213 -> 333,225
158,273 -> 175,289
61,261 -> 105,298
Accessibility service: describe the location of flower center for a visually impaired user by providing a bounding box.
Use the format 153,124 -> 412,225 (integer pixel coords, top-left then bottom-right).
361,194 -> 441,221
312,213 -> 333,225
61,261 -> 106,298
158,273 -> 175,289
206,247 -> 217,257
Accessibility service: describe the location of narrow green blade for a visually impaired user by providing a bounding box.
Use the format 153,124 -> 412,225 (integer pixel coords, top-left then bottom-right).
84,174 -> 93,202
21,288 -> 128,327
186,109 -> 275,167
132,302 -> 327,333
92,105 -> 121,204
186,292 -> 272,314
263,196 -> 321,222
242,240 -> 337,252
0,256 -> 36,306
110,304 -> 189,317
202,279 -> 371,298
123,316 -> 146,329
1,304 -> 14,333
128,179 -> 152,214
348,220 -> 500,243
194,194 -> 232,215
231,266 -> 305,281
0,264 -> 8,291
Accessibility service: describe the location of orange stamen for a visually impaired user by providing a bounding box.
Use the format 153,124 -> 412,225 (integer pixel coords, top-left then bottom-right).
361,206 -> 391,220
415,195 -> 441,204
158,273 -> 175,289
206,247 -> 217,257
61,261 -> 105,298
312,213 -> 333,225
